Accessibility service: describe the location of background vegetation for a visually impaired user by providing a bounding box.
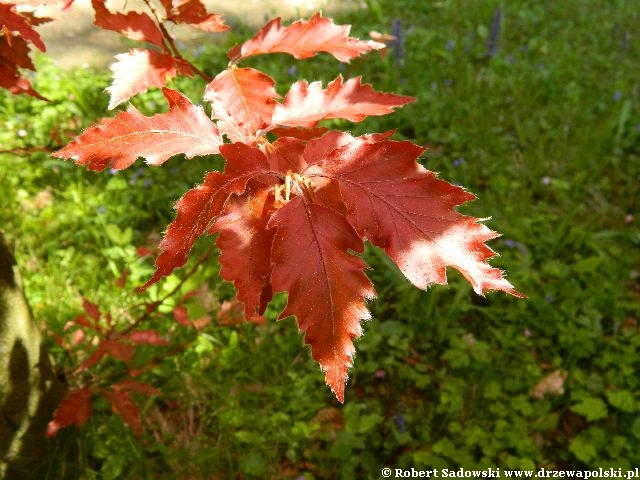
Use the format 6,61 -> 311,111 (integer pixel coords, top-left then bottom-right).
1,0 -> 638,477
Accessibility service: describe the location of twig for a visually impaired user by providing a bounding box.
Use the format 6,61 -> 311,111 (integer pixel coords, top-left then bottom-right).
141,0 -> 212,82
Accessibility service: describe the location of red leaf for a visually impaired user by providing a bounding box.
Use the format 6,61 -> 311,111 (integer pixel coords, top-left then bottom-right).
76,342 -> 107,372
54,88 -> 222,171
0,64 -> 46,99
0,34 -> 35,70
91,0 -> 164,47
302,130 -> 395,167
114,379 -> 160,397
271,76 -> 415,128
172,305 -> 190,326
67,314 -> 92,330
69,328 -> 86,346
125,329 -> 171,346
217,297 -> 246,325
213,187 -> 275,318
161,0 -> 229,32
101,389 -> 141,436
46,388 -> 92,437
136,246 -> 153,257
106,48 -> 193,109
141,143 -> 274,288
322,139 -> 524,297
268,200 -> 375,402
82,297 -> 100,322
115,268 -> 129,288
204,67 -> 279,143
228,13 -> 384,63
269,126 -> 328,141
263,136 -> 307,174
102,339 -> 134,364
0,3 -> 46,51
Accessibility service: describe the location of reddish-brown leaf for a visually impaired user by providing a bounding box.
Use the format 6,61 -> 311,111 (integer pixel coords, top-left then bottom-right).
0,63 -> 46,99
213,187 -> 275,318
114,268 -> 129,288
0,34 -> 35,70
101,389 -> 141,436
46,387 -> 92,437
272,76 -> 414,128
64,315 -> 88,332
269,126 -> 328,141
141,143 -> 275,288
0,3 -> 46,51
102,339 -> 134,364
302,130 -> 395,167
204,67 -> 279,143
172,305 -> 190,326
106,48 -> 193,109
92,0 -> 164,47
82,297 -> 101,322
321,138 -> 524,297
161,0 -> 229,32
268,199 -> 375,402
54,88 -> 222,171
262,136 -> 307,173
126,329 -> 171,346
228,13 -> 384,63
115,379 -> 161,397
76,342 -> 107,372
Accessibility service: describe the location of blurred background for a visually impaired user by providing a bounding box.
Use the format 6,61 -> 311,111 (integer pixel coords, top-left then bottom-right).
0,0 -> 638,477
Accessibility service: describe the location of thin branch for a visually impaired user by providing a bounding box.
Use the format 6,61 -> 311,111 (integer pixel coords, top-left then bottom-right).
0,145 -> 60,155
141,0 -> 212,83
119,240 -> 217,336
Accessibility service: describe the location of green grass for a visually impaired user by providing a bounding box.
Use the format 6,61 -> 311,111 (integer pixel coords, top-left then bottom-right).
1,0 -> 639,477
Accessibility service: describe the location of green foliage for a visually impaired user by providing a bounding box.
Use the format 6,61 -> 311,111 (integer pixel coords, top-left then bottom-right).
1,0 -> 639,476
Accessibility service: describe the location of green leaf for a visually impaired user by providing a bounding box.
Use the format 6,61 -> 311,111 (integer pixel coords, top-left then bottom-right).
104,224 -> 132,246
570,397 -> 608,421
605,390 -> 636,413
239,450 -> 267,476
358,413 -> 383,433
569,432 -> 599,463
573,256 -> 602,274
234,430 -> 261,443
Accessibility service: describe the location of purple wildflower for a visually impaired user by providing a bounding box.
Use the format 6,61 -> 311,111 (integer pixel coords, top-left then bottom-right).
503,239 -> 518,249
393,415 -> 406,433
486,7 -> 502,58
391,18 -> 405,66
129,167 -> 145,186
621,32 -> 630,52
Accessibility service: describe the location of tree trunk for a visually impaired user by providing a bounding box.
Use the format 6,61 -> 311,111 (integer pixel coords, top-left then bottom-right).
0,232 -> 67,478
